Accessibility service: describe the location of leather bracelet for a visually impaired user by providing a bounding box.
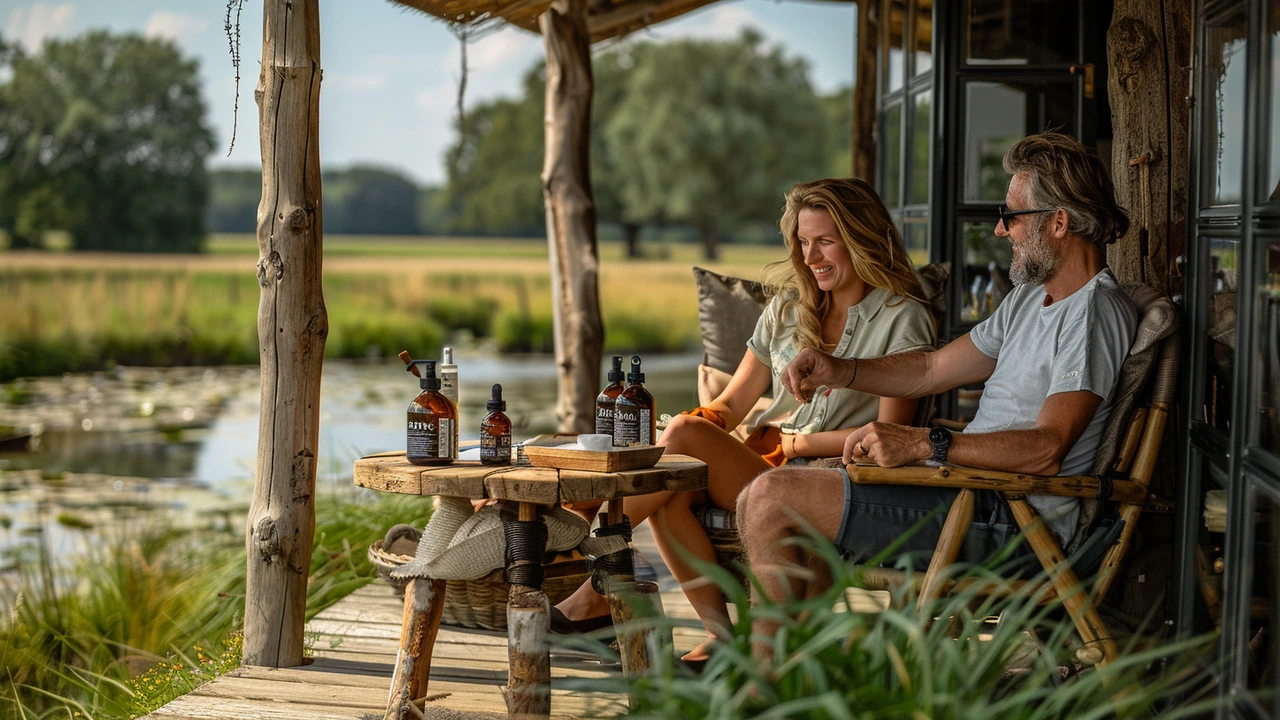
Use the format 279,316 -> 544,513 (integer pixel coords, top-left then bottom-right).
845,357 -> 859,388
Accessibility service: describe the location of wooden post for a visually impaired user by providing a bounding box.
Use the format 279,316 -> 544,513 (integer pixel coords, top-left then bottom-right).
852,0 -> 879,181
540,0 -> 604,434
917,489 -> 975,614
243,0 -> 326,668
1106,0 -> 1191,296
608,580 -> 661,682
505,502 -> 551,719
384,578 -> 447,720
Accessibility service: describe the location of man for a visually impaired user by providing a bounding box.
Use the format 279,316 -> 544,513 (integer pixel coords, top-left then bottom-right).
736,133 -> 1139,652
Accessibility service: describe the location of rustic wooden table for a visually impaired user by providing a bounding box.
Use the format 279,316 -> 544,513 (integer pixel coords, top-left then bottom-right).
354,449 -> 707,720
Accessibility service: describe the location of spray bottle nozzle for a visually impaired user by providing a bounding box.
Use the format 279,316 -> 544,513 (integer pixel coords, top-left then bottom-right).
627,355 -> 644,384
407,359 -> 441,390
608,355 -> 624,382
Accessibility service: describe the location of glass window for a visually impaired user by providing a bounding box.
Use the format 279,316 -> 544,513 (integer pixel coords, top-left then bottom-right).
903,221 -> 929,266
913,0 -> 933,76
959,220 -> 1011,322
966,0 -> 1079,66
1265,2 -> 1280,201
883,103 -> 903,207
1257,241 -> 1280,454
1203,238 -> 1239,432
1244,481 -> 1278,715
886,0 -> 906,93
910,88 -> 932,205
963,81 -> 1076,202
1202,10 -> 1248,207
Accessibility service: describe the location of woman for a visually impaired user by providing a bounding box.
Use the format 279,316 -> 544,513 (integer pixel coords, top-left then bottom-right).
555,178 -> 936,662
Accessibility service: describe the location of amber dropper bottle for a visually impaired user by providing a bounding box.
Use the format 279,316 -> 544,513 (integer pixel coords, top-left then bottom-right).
613,355 -> 655,446
595,356 -> 625,441
480,384 -> 512,466
405,359 -> 458,466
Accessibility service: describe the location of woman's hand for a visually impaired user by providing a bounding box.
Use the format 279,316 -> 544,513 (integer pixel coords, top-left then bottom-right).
843,422 -> 930,466
781,348 -> 857,402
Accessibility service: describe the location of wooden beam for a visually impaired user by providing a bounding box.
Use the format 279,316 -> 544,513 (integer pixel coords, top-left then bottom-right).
1105,0 -> 1191,295
540,0 -> 605,434
244,0 -> 326,668
852,0 -> 879,181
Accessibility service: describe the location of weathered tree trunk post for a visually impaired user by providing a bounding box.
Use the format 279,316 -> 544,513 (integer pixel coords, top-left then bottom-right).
243,0 -> 326,668
1106,0 -> 1191,297
852,0 -> 879,181
541,0 -> 604,434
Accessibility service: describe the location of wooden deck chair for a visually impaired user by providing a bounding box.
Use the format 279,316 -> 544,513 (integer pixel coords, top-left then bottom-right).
850,283 -> 1180,666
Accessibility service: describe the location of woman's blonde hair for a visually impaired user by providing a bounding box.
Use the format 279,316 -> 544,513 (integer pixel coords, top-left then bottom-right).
761,177 -> 929,351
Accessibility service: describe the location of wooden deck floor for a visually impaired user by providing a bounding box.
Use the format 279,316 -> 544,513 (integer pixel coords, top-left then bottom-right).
141,526 -> 720,720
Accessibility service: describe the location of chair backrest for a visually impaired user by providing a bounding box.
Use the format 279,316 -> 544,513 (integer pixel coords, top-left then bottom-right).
1067,283 -> 1179,553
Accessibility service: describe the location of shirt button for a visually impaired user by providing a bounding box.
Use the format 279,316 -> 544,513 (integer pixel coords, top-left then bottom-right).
844,329 -> 852,336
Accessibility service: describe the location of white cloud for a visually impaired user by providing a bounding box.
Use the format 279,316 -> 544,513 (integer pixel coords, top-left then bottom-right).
3,3 -> 76,53
463,29 -> 542,73
143,10 -> 209,44
329,71 -> 388,91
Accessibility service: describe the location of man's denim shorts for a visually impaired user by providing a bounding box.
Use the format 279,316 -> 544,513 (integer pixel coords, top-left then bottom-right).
832,466 -> 1031,570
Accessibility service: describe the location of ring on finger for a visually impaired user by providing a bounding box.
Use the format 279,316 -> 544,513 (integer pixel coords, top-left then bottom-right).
856,442 -> 867,455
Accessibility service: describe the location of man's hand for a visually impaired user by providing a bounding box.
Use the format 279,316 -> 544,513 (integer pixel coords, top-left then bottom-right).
781,348 -> 856,403
843,422 -> 931,467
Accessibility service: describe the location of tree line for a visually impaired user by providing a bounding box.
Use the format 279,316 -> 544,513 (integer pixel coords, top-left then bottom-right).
3,29 -> 852,259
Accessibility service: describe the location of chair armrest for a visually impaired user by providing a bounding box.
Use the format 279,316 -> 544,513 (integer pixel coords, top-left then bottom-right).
844,462 -> 1147,503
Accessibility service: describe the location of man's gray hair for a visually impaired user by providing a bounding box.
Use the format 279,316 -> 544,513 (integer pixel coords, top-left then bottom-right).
1003,133 -> 1130,246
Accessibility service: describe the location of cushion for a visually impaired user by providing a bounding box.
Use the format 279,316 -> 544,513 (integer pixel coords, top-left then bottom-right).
692,266 -> 767,375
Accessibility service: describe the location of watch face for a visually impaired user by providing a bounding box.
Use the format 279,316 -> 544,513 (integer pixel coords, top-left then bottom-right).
930,426 -> 949,445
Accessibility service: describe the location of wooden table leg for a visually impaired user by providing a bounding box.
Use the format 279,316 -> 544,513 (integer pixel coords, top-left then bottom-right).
384,577 -> 447,720
504,501 -> 551,719
599,497 -> 659,688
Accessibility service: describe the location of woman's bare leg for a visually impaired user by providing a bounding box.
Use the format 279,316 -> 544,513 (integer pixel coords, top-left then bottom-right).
555,415 -> 767,625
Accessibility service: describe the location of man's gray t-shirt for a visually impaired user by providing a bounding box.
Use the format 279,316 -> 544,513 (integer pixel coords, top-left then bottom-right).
966,268 -> 1139,544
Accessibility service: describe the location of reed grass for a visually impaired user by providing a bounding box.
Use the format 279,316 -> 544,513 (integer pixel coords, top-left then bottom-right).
0,486 -> 431,719
565,534 -> 1221,719
0,237 -> 781,381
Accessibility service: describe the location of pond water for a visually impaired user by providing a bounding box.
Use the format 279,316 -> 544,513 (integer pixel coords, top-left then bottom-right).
0,353 -> 701,566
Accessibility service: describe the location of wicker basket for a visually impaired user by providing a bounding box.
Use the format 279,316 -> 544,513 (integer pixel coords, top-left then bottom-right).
367,539 -> 590,631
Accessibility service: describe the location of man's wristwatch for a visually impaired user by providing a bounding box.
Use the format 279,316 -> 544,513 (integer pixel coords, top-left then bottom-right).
928,425 -> 953,464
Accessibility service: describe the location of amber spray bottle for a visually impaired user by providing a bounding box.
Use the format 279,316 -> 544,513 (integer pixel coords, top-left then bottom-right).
480,384 -> 512,466
405,359 -> 458,466
595,356 -> 625,441
613,355 -> 655,446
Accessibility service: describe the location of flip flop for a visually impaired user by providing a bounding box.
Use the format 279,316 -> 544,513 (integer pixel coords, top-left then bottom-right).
549,607 -> 615,635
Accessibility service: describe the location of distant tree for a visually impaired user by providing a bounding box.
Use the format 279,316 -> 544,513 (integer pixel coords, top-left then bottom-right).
322,165 -> 421,235
416,185 -> 448,236
207,168 -> 262,233
822,86 -> 853,179
603,30 -> 830,260
442,68 -> 546,237
0,32 -> 213,252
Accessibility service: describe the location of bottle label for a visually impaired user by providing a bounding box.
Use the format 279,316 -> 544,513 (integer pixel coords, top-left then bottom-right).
480,431 -> 512,462
639,408 -> 652,445
408,415 -> 446,459
614,401 -> 642,446
596,401 -> 614,436
441,373 -> 459,406
439,417 -> 454,459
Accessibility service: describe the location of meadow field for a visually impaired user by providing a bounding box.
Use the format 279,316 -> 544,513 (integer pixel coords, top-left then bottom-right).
0,235 -> 783,381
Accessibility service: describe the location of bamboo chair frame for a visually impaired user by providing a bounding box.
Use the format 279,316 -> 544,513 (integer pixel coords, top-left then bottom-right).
846,289 -> 1181,667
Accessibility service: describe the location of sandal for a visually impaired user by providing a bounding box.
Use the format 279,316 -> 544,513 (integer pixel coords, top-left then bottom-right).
549,607 -> 615,635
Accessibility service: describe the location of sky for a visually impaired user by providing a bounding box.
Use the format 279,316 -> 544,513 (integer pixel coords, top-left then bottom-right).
0,0 -> 856,186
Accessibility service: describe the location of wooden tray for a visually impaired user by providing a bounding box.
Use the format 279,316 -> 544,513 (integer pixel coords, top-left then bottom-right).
522,445 -> 665,473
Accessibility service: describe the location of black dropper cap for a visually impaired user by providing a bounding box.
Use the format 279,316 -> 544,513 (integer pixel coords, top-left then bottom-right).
408,359 -> 440,390
487,384 -> 506,412
627,355 -> 644,384
608,356 -> 624,383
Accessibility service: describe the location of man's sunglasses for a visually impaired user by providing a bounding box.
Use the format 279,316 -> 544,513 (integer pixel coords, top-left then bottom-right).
997,205 -> 1056,228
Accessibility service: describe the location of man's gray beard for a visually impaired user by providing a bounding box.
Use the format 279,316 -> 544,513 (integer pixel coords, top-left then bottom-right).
1009,221 -> 1057,286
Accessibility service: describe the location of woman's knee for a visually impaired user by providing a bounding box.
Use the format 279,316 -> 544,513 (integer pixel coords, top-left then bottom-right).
659,414 -> 718,452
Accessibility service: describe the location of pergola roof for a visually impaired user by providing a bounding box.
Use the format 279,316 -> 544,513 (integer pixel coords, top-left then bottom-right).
389,0 -> 842,44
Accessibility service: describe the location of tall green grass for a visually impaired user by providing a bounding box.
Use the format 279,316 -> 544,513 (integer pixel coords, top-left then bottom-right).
0,237 -> 784,380
0,489 -> 431,720
567,535 -> 1220,719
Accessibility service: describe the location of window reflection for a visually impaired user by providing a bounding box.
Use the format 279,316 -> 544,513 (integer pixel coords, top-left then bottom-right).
910,89 -> 931,205
883,103 -> 902,207
963,82 -> 1075,202
1203,12 -> 1247,207
966,0 -> 1079,66
959,221 -> 1011,322
914,0 -> 933,76
1266,3 -> 1280,201
903,221 -> 929,266
1204,239 -> 1239,432
886,0 -> 906,93
1258,243 -> 1280,454
1244,484 -> 1278,712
